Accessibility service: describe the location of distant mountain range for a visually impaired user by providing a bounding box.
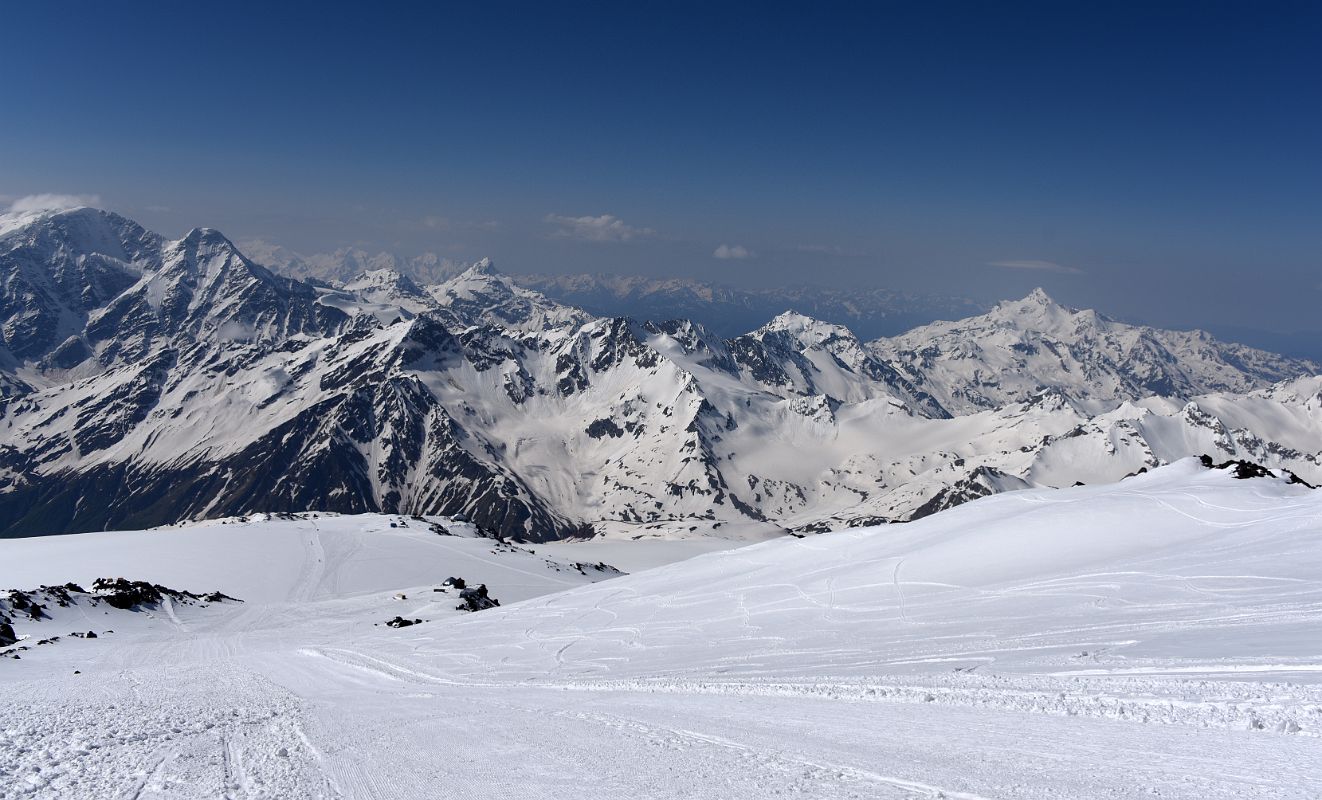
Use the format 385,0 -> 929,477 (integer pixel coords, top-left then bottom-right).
1,207 -> 1318,539
241,247 -> 989,339
511,273 -> 989,340
236,240 -> 464,286
241,245 -> 1322,362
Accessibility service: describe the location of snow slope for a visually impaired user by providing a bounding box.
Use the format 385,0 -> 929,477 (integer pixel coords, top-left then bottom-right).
0,513 -> 615,606
1,461 -> 1319,798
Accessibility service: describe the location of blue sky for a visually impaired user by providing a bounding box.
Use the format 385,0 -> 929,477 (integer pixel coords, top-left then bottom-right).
1,1 -> 1318,332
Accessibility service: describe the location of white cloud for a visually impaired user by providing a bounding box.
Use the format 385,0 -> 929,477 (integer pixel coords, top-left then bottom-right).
5,193 -> 101,215
545,213 -> 654,242
216,320 -> 256,342
989,259 -> 1083,275
713,244 -> 754,260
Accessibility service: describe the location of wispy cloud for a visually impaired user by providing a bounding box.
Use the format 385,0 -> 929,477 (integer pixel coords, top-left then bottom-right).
5,193 -> 101,215
989,259 -> 1083,275
713,244 -> 754,260
545,213 -> 654,242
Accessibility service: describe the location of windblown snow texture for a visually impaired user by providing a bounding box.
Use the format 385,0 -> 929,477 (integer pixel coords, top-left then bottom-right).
0,463 -> 1319,798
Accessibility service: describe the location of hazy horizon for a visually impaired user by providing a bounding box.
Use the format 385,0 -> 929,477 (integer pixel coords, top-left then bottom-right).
2,2 -> 1318,334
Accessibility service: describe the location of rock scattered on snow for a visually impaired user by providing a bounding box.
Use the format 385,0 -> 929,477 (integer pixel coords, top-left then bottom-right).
1,580 -> 241,661
456,584 -> 500,612
89,578 -> 243,611
1197,454 -> 1315,486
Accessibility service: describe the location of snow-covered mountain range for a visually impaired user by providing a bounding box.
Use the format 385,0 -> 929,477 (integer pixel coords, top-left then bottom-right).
513,272 -> 989,339
1,207 -> 1318,539
236,239 -> 464,286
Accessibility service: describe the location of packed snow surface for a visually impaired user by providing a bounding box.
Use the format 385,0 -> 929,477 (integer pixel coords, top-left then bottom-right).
2,462 -> 1321,798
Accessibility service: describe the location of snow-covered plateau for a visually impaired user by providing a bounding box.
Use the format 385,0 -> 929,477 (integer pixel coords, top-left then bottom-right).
2,460 -> 1320,798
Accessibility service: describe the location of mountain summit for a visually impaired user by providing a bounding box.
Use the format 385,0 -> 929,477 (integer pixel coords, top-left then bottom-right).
870,289 -> 1317,415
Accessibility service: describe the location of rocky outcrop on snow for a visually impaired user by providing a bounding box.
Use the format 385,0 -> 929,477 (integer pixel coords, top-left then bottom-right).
456,584 -> 500,612
0,579 -> 240,659
88,578 -> 241,610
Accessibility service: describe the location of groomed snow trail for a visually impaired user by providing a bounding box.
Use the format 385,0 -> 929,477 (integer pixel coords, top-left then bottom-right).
3,464 -> 1322,798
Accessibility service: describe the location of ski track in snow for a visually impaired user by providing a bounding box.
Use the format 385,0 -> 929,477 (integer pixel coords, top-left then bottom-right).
3,469 -> 1322,798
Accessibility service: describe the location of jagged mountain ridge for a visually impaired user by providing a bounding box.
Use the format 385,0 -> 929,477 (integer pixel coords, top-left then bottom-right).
0,208 -> 1317,539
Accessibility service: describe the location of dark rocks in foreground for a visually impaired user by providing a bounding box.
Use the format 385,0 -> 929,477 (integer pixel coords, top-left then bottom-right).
1,579 -> 241,661
457,584 -> 500,612
1198,454 -> 1315,487
89,578 -> 244,610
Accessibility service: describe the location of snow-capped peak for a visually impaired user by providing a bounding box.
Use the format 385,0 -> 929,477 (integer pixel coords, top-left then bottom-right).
344,267 -> 425,295
0,203 -> 97,238
758,309 -> 841,335
1024,286 -> 1056,305
871,288 -> 1319,415
463,256 -> 498,276
984,287 -> 1081,331
427,261 -> 590,332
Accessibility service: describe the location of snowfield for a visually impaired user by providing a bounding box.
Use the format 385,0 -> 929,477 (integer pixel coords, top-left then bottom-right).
2,461 -> 1321,798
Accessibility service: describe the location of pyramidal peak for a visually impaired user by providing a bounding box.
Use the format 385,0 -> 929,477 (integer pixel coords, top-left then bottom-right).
759,309 -> 848,336
1000,287 -> 1063,310
1026,286 -> 1054,304
763,309 -> 816,329
463,256 -> 498,276
751,311 -> 868,354
179,226 -> 234,244
984,287 -> 1083,330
